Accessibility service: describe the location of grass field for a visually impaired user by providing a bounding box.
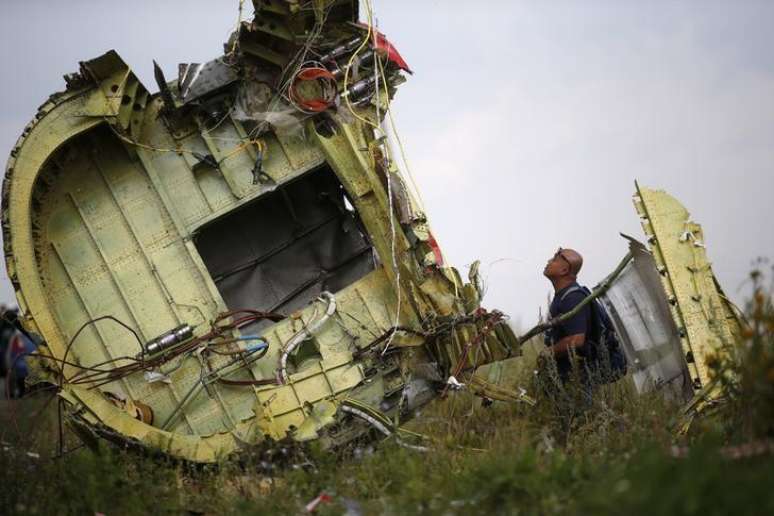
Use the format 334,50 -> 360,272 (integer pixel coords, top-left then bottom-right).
1,269 -> 772,515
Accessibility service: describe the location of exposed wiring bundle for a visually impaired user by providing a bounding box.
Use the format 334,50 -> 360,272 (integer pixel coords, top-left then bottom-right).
36,309 -> 285,394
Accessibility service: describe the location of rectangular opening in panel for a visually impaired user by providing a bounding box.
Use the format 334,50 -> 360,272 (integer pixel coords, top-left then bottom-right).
194,164 -> 376,324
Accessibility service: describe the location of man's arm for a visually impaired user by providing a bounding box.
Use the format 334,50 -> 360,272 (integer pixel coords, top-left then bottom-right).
549,333 -> 585,357
548,290 -> 591,357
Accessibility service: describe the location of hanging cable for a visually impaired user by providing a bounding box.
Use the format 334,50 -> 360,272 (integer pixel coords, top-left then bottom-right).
227,0 -> 246,57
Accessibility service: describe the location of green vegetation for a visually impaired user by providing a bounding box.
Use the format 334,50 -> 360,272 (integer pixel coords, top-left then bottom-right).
1,268 -> 773,515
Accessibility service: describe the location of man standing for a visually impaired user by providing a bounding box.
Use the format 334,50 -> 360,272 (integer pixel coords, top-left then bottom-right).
541,247 -> 594,384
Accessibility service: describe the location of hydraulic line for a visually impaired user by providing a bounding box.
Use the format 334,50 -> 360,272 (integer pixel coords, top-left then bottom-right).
278,292 -> 336,384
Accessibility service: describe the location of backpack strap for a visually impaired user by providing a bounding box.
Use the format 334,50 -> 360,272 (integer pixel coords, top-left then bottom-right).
559,285 -> 585,303
559,285 -> 598,344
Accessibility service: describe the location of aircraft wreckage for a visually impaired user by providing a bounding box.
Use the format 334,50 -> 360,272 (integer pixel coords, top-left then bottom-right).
2,1 -> 740,462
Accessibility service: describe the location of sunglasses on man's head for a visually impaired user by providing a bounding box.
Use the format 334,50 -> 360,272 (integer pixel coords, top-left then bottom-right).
553,248 -> 572,268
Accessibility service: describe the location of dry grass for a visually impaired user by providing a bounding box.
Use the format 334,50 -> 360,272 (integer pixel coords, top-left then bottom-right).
1,268 -> 773,515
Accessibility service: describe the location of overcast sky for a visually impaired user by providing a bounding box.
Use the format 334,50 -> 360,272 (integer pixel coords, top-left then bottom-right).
1,1 -> 772,329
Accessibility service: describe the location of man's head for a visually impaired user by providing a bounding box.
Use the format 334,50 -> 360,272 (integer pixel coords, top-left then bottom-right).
543,247 -> 583,282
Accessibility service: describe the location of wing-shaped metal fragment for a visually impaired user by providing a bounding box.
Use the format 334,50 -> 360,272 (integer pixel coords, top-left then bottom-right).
633,183 -> 741,390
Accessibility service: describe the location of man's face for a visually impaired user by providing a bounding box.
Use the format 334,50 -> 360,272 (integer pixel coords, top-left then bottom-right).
543,248 -> 571,279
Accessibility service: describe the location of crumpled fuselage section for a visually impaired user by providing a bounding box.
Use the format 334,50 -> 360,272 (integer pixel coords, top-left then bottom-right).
2,1 -> 516,462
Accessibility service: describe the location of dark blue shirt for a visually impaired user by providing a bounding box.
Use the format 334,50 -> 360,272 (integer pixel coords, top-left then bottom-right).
546,282 -> 592,379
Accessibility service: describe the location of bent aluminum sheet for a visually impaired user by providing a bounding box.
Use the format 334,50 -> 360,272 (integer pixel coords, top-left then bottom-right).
633,183 -> 742,390
601,238 -> 692,401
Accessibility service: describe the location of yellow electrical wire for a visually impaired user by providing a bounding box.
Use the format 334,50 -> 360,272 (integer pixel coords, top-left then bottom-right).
106,121 -> 182,154
374,54 -> 428,216
342,0 -> 380,130
107,118 -> 267,167
219,138 -> 267,162
228,0 -> 246,56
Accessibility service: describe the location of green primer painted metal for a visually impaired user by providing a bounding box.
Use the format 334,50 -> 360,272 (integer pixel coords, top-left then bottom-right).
2,4 -> 515,462
634,183 -> 741,389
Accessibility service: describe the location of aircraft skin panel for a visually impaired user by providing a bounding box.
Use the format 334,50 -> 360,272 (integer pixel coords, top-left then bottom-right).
3,92 -> 105,359
601,238 -> 692,400
130,99 -> 327,234
633,183 -> 741,390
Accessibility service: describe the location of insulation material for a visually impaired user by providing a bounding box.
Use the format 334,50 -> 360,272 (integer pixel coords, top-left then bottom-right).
195,165 -> 375,319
